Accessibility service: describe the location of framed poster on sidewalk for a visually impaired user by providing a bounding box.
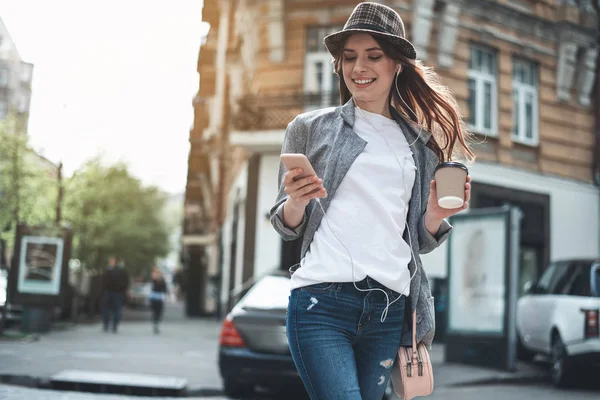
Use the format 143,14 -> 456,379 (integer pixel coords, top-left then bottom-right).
445,206 -> 521,371
7,224 -> 73,307
17,236 -> 64,295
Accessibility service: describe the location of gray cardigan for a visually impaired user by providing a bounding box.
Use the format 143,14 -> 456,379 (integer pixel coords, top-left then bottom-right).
269,99 -> 452,347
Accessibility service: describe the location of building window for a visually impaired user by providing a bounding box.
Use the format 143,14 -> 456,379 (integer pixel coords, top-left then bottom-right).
304,26 -> 342,109
512,58 -> 539,146
0,68 -> 8,87
467,46 -> 498,136
20,65 -> 32,83
18,93 -> 30,113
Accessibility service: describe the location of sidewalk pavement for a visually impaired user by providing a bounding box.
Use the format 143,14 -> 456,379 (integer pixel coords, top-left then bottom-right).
0,301 -> 550,397
0,301 -> 224,393
428,345 -> 550,388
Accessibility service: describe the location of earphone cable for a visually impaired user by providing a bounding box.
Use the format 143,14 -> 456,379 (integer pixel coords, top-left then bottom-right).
312,87 -> 423,323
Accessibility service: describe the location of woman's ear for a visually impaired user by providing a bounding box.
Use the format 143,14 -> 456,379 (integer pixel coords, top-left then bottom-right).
396,65 -> 403,74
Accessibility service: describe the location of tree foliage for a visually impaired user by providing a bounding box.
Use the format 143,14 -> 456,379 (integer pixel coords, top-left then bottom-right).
1,114 -> 173,277
63,157 -> 171,277
0,114 -> 58,252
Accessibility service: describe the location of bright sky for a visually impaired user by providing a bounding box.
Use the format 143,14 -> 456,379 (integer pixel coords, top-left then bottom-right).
2,0 -> 210,194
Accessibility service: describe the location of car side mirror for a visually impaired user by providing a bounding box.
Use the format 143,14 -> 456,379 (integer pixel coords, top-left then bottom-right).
523,281 -> 534,294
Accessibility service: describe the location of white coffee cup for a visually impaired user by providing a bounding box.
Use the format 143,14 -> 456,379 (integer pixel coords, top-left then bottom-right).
434,162 -> 468,209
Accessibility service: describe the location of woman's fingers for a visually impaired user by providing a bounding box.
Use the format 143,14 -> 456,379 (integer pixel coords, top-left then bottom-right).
282,168 -> 327,203
300,186 -> 327,200
285,177 -> 319,196
283,168 -> 304,185
295,180 -> 324,198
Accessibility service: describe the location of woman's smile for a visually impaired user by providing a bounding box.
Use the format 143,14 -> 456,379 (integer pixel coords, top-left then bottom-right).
352,78 -> 377,88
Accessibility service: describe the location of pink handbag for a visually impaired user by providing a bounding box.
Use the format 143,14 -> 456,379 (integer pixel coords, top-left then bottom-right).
390,310 -> 434,400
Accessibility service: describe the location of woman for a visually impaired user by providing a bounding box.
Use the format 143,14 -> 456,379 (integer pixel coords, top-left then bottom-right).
269,3 -> 474,400
149,266 -> 168,334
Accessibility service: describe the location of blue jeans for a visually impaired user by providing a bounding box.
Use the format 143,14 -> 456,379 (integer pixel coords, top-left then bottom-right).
102,292 -> 123,332
287,277 -> 406,400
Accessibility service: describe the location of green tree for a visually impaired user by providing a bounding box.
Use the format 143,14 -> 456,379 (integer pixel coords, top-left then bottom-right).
63,157 -> 171,277
0,114 -> 58,252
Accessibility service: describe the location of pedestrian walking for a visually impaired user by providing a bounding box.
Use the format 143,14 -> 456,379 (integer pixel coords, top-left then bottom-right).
270,3 -> 475,399
149,266 -> 168,334
102,257 -> 129,333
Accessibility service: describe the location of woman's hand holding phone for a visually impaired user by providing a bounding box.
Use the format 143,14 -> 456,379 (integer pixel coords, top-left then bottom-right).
284,168 -> 327,209
282,168 -> 327,229
279,154 -> 326,229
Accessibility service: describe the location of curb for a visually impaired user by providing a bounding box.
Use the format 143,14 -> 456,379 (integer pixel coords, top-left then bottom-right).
446,374 -> 549,388
0,374 -> 46,389
186,386 -> 224,397
0,333 -> 40,343
0,374 -> 224,398
430,361 -> 551,389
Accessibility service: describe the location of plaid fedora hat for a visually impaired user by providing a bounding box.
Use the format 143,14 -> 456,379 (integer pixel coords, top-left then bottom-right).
324,2 -> 416,60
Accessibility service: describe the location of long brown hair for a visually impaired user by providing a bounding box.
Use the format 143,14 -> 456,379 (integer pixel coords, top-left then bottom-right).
333,36 -> 475,163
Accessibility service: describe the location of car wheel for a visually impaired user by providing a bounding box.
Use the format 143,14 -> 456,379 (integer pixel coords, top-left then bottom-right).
517,333 -> 536,362
551,334 -> 572,387
223,380 -> 254,399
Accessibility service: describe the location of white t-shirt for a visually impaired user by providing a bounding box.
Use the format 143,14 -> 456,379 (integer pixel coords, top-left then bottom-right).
290,108 -> 416,296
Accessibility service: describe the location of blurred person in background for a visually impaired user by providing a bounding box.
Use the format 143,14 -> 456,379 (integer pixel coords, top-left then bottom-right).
150,266 -> 168,334
102,256 -> 130,333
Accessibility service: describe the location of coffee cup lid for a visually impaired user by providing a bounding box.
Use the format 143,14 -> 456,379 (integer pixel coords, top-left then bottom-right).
434,161 -> 469,174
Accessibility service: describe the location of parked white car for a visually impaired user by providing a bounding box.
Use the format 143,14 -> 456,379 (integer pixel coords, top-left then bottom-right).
0,269 -> 22,326
517,258 -> 600,387
126,281 -> 152,309
0,269 -> 7,309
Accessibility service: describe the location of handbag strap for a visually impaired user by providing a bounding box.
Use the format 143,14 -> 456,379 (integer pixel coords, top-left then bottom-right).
411,310 -> 417,354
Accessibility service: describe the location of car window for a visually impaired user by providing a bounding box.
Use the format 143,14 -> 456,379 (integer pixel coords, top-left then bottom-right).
591,264 -> 600,297
548,262 -> 574,294
565,263 -> 592,297
536,263 -> 557,294
240,275 -> 290,310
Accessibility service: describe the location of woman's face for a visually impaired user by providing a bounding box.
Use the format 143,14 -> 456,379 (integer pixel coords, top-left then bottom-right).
341,33 -> 399,114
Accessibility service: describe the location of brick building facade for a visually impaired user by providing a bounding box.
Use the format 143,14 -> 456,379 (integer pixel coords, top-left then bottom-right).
183,0 -> 599,314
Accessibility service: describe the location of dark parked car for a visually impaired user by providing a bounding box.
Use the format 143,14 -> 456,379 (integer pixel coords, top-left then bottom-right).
218,271 -> 301,398
218,271 -> 396,399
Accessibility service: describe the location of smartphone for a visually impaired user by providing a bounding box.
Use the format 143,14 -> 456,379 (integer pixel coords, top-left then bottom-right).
280,153 -> 317,180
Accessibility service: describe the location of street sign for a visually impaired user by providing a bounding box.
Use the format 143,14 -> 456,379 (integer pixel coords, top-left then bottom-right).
445,206 -> 521,371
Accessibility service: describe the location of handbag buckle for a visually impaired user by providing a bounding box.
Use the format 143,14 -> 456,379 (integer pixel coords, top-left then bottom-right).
405,348 -> 412,377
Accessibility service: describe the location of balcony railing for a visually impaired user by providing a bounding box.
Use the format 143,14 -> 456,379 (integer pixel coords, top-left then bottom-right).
232,91 -> 340,131
183,213 -> 211,236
